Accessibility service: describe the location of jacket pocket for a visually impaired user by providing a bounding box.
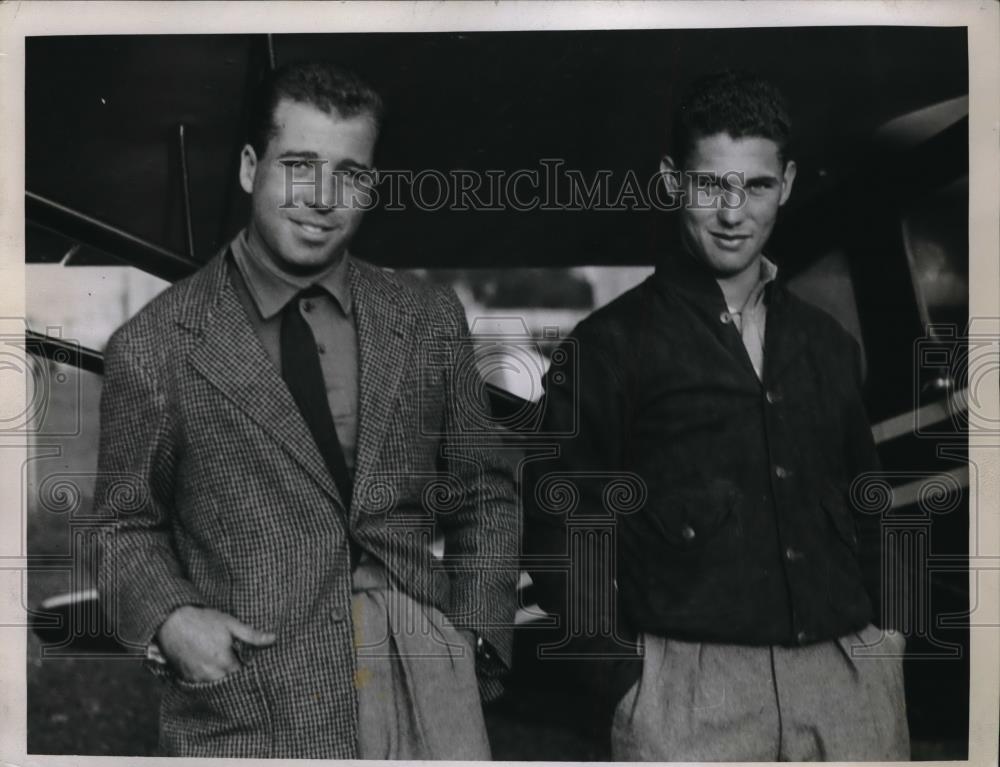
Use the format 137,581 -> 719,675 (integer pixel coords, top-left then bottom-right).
647,480 -> 738,551
160,661 -> 271,757
822,490 -> 860,553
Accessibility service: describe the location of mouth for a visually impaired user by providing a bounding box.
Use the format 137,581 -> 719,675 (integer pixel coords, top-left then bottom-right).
709,232 -> 750,249
290,218 -> 338,237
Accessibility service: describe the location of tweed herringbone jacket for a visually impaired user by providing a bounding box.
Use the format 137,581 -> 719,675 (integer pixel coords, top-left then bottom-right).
94,251 -> 518,758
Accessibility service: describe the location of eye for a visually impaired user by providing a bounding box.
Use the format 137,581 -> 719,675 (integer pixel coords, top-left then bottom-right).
333,168 -> 371,188
698,179 -> 725,195
747,180 -> 775,193
280,159 -> 315,171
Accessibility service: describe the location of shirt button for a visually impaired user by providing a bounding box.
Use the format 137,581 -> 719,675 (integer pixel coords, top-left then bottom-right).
774,465 -> 789,479
796,630 -> 808,644
330,604 -> 346,622
302,300 -> 313,312
719,311 -> 733,324
766,390 -> 782,404
316,343 -> 326,354
681,524 -> 696,542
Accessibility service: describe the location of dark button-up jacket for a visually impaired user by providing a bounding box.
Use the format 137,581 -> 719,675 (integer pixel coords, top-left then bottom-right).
524,250 -> 884,713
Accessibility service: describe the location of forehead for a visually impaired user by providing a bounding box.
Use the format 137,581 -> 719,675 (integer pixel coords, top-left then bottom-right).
266,98 -> 377,161
686,133 -> 784,175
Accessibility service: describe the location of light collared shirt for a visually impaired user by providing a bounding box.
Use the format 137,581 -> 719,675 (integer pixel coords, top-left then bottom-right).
229,228 -> 360,473
722,255 -> 778,380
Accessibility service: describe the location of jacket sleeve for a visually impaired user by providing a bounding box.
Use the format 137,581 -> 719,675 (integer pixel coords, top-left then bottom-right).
435,288 -> 519,702
523,325 -> 643,719
95,330 -> 204,650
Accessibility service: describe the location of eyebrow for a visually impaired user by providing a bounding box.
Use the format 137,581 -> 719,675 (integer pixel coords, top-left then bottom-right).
691,172 -> 780,189
276,150 -> 373,172
745,174 -> 780,185
689,172 -> 738,187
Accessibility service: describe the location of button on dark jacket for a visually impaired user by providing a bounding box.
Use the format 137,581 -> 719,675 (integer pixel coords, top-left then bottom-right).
524,251 -> 885,716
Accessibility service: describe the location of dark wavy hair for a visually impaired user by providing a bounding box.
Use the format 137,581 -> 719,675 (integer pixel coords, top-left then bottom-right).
671,70 -> 792,167
247,61 -> 384,156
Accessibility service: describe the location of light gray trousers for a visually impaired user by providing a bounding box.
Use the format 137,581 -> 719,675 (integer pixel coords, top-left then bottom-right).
612,623 -> 910,761
352,559 -> 491,760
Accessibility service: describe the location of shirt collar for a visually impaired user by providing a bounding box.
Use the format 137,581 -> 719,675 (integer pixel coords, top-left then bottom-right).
734,255 -> 779,315
229,228 -> 353,320
653,241 -> 781,310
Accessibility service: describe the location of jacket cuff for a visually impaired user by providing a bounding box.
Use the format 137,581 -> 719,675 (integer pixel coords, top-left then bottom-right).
115,579 -> 205,650
476,624 -> 513,673
448,585 -> 516,671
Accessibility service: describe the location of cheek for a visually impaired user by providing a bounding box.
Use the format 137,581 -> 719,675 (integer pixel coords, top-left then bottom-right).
682,210 -> 712,232
339,188 -> 368,218
343,181 -> 376,211
748,197 -> 782,227
342,208 -> 366,232
256,173 -> 295,214
253,191 -> 282,227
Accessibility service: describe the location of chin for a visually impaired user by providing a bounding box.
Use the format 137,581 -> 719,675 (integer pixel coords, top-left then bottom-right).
280,238 -> 348,270
704,244 -> 760,275
702,253 -> 749,277
275,250 -> 339,275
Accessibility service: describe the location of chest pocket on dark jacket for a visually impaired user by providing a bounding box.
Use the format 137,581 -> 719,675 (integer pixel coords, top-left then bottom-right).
648,479 -> 740,551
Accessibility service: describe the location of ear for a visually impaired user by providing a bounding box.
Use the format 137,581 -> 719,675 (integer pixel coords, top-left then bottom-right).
238,144 -> 258,195
778,159 -> 797,206
659,155 -> 683,197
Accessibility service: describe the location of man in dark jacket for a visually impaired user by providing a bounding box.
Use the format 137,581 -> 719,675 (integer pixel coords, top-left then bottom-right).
525,71 -> 909,761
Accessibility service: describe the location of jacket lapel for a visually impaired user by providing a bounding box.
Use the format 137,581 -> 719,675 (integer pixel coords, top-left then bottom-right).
183,255 -> 343,507
762,283 -> 810,385
349,260 -> 416,518
653,256 -> 762,387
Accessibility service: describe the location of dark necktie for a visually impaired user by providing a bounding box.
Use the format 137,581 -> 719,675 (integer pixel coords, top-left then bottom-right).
280,285 -> 354,510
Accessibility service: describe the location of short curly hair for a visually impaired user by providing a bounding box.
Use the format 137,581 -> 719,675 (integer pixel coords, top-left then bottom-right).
247,61 -> 384,156
671,70 -> 792,167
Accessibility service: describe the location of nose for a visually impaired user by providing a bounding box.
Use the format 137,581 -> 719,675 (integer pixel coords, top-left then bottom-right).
296,167 -> 346,212
309,171 -> 341,212
716,196 -> 745,227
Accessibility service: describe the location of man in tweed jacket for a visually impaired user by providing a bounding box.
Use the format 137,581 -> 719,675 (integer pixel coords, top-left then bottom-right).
95,62 -> 518,758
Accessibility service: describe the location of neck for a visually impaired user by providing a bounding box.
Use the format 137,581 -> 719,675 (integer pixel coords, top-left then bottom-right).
715,256 -> 763,311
